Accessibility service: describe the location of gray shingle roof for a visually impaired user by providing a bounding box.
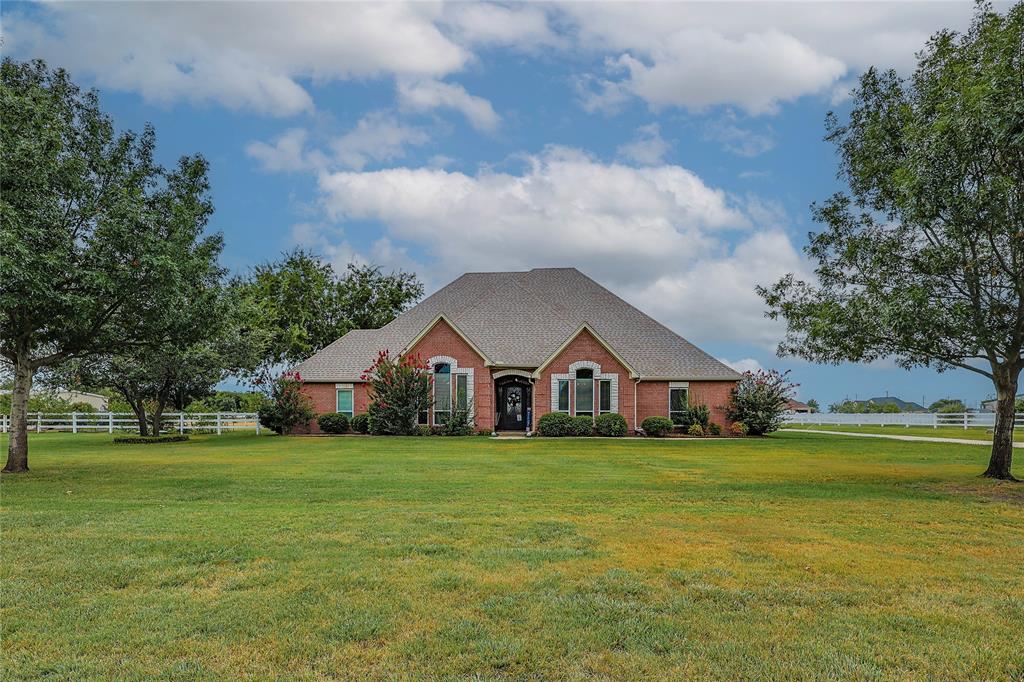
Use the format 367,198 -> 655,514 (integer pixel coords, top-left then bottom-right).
294,268 -> 741,382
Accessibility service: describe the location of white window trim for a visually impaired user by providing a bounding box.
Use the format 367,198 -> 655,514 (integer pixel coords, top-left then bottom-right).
549,362 -> 619,415
427,355 -> 474,424
335,384 -> 354,416
669,384 -> 689,420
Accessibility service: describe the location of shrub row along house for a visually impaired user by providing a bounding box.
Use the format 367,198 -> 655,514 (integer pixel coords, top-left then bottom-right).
294,268 -> 740,433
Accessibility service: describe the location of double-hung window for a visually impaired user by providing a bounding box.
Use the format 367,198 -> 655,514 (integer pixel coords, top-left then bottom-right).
336,386 -> 354,417
669,385 -> 688,423
557,379 -> 570,412
574,369 -> 594,417
455,374 -> 468,412
598,380 -> 612,414
433,363 -> 451,424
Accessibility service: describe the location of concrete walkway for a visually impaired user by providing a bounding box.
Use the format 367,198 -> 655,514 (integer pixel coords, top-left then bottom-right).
787,429 -> 1022,448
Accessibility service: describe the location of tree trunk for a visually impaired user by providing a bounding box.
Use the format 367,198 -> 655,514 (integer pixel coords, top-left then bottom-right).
3,351 -> 34,473
133,403 -> 149,437
983,369 -> 1019,481
151,402 -> 164,436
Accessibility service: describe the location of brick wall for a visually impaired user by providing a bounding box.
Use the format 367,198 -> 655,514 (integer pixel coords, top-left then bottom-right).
406,319 -> 493,431
534,329 -> 637,431
296,382 -> 370,434
637,380 -> 737,429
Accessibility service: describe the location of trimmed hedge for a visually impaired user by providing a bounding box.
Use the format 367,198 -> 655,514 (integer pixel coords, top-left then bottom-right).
595,413 -> 628,437
569,415 -> 594,437
113,435 -> 189,445
537,412 -> 574,437
316,412 -> 350,434
641,416 -> 674,437
350,413 -> 370,434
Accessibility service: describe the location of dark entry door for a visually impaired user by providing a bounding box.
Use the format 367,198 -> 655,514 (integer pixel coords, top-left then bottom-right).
497,381 -> 530,430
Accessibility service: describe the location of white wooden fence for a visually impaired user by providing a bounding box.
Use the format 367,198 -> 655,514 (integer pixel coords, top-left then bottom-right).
0,412 -> 261,435
785,412 -> 1023,429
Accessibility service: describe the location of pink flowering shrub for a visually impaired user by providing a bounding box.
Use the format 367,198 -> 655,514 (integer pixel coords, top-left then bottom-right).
257,370 -> 315,435
363,350 -> 432,435
725,369 -> 797,436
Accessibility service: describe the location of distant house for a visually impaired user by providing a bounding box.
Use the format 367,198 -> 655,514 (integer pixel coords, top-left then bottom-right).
850,396 -> 928,413
295,268 -> 741,433
982,395 -> 1024,412
785,399 -> 814,414
0,389 -> 108,410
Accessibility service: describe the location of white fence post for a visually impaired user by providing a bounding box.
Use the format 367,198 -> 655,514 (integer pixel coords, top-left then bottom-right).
108,412 -> 114,434
963,412 -> 968,430
72,412 -> 78,434
933,414 -> 938,429
255,415 -> 260,435
36,413 -> 41,433
216,413 -> 222,435
179,413 -> 185,434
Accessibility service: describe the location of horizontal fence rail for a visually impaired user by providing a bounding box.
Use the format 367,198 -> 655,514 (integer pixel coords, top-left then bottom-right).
0,412 -> 261,435
785,412 -> 1022,429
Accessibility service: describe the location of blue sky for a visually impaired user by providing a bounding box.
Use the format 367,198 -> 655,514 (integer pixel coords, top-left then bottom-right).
3,1 -> 999,407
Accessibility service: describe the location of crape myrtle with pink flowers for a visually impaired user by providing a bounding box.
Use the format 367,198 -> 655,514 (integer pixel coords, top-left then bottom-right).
362,351 -> 433,436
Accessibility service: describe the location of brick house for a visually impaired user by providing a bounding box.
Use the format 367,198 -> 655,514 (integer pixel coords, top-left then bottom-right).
294,268 -> 740,433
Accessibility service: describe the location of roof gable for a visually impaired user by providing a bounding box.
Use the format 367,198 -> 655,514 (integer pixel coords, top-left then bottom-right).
533,324 -> 639,378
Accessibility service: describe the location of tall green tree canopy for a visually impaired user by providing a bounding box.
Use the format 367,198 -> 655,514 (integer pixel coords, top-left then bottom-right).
0,58 -> 223,471
238,249 -> 422,369
760,2 -> 1024,479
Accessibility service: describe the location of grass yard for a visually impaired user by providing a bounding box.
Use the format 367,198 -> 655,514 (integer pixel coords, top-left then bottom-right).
783,423 -> 998,441
2,432 -> 1023,680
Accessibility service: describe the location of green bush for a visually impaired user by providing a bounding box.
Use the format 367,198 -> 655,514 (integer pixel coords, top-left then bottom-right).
113,435 -> 189,444
416,424 -> 433,436
537,412 -> 574,437
687,423 -> 704,437
672,403 -> 710,429
594,413 -> 628,437
258,371 -> 315,435
642,416 -> 674,437
569,415 -> 594,436
708,422 -> 722,436
350,413 -> 369,434
364,351 -> 431,435
726,370 -> 796,435
316,412 -> 350,434
440,408 -> 475,436
730,422 -> 748,436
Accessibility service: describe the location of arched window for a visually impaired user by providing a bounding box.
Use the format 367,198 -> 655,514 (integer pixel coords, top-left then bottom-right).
575,368 -> 594,417
433,363 -> 451,424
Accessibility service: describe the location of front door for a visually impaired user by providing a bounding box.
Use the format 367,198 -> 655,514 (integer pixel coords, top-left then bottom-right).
496,381 -> 530,430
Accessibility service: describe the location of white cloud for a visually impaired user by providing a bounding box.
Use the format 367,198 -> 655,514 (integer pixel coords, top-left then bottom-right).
560,3 -> 977,115
331,113 -> 430,171
704,118 -> 776,157
247,114 -> 430,173
440,3 -> 562,50
617,124 -> 671,165
310,147 -> 811,344
4,3 -> 469,116
397,78 -> 500,132
718,358 -> 764,374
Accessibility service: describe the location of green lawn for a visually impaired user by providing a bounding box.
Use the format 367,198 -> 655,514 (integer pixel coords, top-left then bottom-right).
783,423 -> 998,440
2,432 -> 1022,680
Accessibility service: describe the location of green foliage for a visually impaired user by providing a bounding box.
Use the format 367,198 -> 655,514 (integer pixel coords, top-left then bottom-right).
364,351 -> 431,436
537,412 -> 574,437
672,403 -> 711,429
641,416 -> 674,437
439,409 -> 474,436
316,412 -> 350,434
188,391 -> 267,413
756,4 -> 1024,476
0,392 -> 79,415
930,398 -> 967,414
806,399 -> 820,413
1017,397 -> 1024,413
257,372 -> 314,435
350,413 -> 370,434
594,413 -> 628,437
726,370 -> 797,436
687,424 -> 705,437
730,422 -> 749,437
112,435 -> 189,444
708,422 -> 722,436
1,58 -> 235,466
236,251 -> 423,371
568,415 -> 594,437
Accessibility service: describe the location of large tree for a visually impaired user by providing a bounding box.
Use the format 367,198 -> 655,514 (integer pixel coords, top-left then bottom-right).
237,250 -> 422,370
760,3 -> 1024,480
0,58 -> 222,471
61,287 -> 267,435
